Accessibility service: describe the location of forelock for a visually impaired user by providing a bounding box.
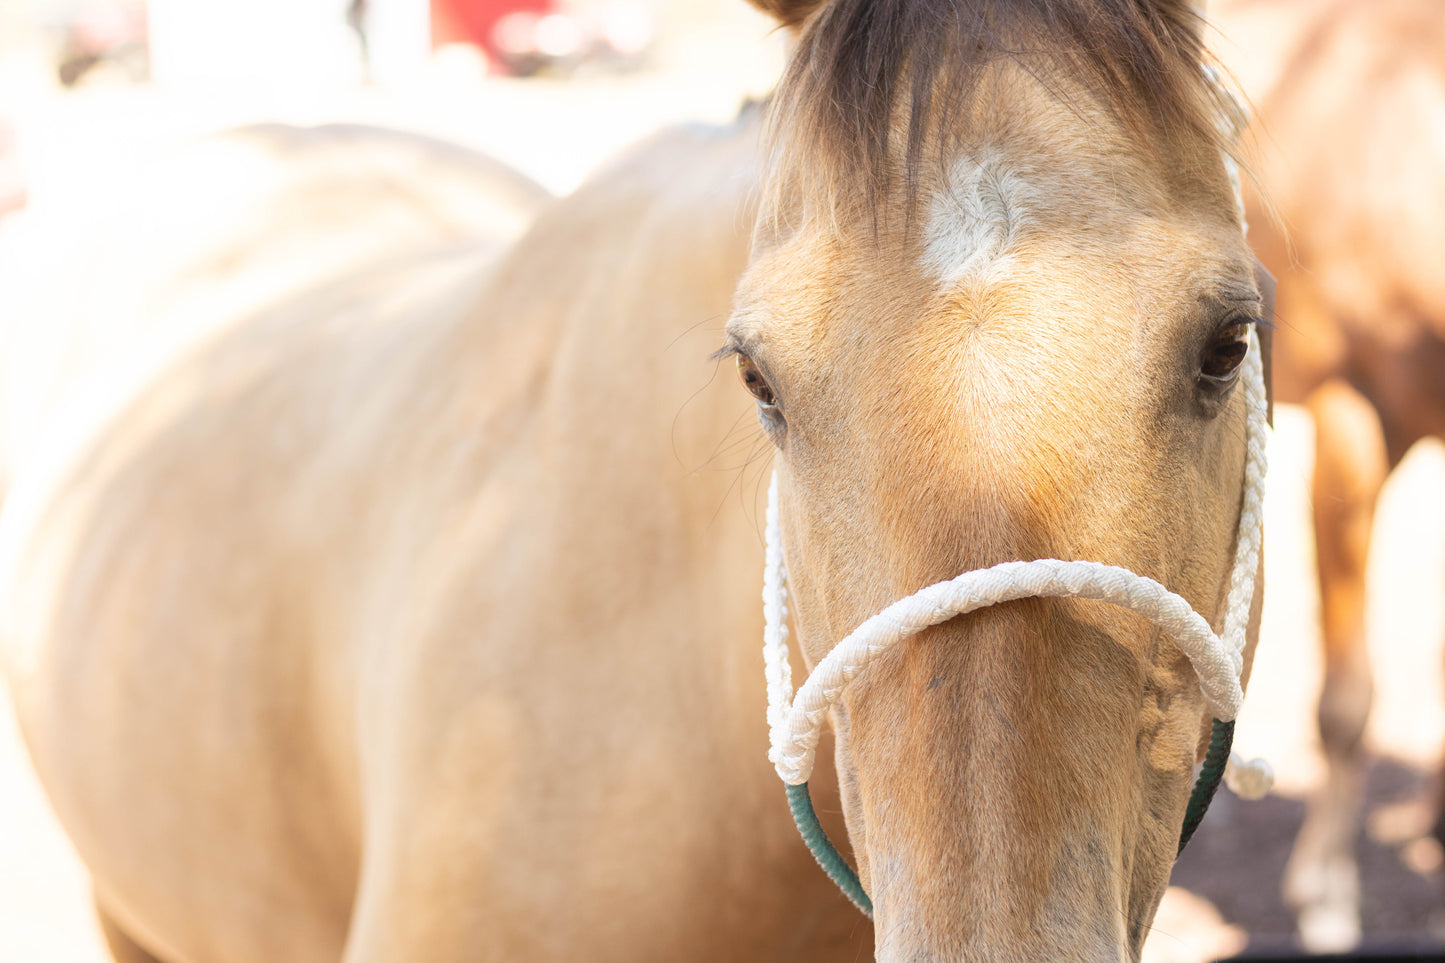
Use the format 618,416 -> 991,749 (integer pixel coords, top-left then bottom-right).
761,0 -> 1244,224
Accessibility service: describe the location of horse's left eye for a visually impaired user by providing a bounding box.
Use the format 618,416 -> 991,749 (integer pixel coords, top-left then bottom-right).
1201,322 -> 1250,384
737,355 -> 778,407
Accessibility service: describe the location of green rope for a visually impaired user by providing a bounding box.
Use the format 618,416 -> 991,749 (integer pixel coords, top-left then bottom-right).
786,782 -> 873,917
787,717 -> 1234,914
1176,718 -> 1234,855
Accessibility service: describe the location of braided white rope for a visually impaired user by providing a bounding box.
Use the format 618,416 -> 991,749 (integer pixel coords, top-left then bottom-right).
762,327 -> 1271,792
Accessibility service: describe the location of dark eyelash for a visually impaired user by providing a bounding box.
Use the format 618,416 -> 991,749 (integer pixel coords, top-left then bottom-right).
1220,297 -> 1271,333
1209,313 -> 1264,344
709,340 -> 744,364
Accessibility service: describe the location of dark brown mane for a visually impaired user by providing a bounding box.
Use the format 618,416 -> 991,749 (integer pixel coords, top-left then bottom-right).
767,0 -> 1243,217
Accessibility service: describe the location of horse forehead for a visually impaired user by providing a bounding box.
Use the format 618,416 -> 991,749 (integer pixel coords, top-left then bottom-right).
734,153 -> 1241,352
919,140 -> 1159,290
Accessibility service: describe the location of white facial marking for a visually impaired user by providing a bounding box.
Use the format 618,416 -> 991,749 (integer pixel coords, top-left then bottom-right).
923,148 -> 1035,285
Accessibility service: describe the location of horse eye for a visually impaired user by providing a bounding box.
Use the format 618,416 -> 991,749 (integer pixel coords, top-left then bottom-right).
1201,322 -> 1251,383
736,355 -> 778,407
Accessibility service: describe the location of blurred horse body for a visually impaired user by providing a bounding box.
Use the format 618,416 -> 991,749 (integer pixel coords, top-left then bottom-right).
1212,0 -> 1445,949
2,107 -> 873,963
4,2 -> 1270,960
0,122 -> 550,492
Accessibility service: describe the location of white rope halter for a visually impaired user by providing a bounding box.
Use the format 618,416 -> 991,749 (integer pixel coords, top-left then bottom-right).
762,320 -> 1273,798
762,74 -> 1273,803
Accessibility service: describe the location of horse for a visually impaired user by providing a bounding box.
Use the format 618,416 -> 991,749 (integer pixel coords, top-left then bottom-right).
1,1 -> 1271,959
1208,0 -> 1445,949
0,121 -> 550,495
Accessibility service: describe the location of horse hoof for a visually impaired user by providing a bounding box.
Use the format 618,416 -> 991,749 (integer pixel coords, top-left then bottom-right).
1285,849 -> 1362,954
1296,899 -> 1362,954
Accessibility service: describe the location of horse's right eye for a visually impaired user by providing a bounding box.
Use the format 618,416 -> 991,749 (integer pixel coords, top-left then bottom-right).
737,355 -> 778,408
1200,322 -> 1251,384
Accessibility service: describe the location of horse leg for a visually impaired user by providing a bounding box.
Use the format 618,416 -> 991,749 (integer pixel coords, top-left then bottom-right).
1283,378 -> 1387,951
1437,564 -> 1445,856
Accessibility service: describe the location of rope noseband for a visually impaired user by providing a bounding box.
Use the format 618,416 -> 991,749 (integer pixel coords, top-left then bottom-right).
758,67 -> 1271,918
760,309 -> 1273,921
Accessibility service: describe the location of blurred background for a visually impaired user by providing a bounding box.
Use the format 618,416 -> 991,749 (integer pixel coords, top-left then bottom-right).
0,0 -> 788,205
0,1 -> 1441,961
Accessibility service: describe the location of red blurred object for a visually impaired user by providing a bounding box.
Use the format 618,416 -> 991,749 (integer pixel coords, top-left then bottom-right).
431,0 -> 557,65
54,0 -> 148,87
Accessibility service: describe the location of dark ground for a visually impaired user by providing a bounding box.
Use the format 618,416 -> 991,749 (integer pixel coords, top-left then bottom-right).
1172,757 -> 1444,960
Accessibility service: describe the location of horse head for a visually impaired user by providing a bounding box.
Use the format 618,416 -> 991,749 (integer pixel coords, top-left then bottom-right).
730,1 -> 1263,957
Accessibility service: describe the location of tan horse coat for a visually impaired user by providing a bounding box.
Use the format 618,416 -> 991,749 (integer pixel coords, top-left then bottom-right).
2,110 -> 870,962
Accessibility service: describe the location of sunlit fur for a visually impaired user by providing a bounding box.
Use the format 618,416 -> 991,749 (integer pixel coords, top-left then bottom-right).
0,123 -> 549,497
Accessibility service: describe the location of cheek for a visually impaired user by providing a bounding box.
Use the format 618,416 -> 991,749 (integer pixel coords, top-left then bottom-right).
1136,644 -> 1209,778
827,701 -> 876,881
775,490 -> 832,669
1189,423 -> 1251,603
777,485 -> 896,667
1127,641 -> 1211,887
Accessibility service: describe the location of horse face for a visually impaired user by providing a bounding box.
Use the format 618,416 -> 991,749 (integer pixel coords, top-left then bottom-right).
726,62 -> 1261,960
